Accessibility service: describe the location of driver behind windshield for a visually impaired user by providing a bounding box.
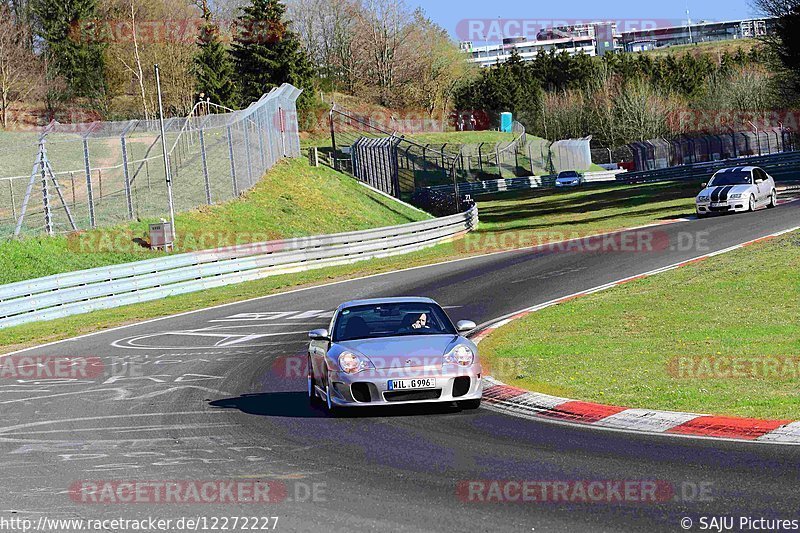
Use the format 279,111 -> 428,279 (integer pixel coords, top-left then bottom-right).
334,304 -> 456,341
399,312 -> 434,333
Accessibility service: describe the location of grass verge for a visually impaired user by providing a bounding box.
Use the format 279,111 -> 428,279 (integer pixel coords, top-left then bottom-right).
0,178 -> 702,354
0,158 -> 428,285
479,232 -> 800,420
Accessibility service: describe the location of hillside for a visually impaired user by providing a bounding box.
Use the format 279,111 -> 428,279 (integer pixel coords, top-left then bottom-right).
641,38 -> 762,58
0,158 -> 429,285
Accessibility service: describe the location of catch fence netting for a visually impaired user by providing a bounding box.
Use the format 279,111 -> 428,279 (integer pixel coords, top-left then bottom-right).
0,84 -> 302,239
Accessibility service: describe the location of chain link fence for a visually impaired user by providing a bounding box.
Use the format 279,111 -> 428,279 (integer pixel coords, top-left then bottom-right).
628,128 -> 798,171
327,107 -> 595,214
0,84 -> 302,239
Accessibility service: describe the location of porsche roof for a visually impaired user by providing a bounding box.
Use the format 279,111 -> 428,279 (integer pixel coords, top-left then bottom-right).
338,297 -> 437,309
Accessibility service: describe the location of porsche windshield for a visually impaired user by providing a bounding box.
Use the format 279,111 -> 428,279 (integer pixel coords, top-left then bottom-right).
333,303 -> 457,342
709,170 -> 753,186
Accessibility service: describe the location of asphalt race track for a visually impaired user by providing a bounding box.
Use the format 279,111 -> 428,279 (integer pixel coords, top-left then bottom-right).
3,201 -> 800,533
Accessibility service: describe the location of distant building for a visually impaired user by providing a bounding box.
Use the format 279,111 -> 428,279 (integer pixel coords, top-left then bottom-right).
462,18 -> 775,67
463,22 -> 620,67
620,19 -> 773,52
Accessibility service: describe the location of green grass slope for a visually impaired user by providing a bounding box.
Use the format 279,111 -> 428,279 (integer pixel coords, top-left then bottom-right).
480,232 -> 800,419
0,158 -> 428,285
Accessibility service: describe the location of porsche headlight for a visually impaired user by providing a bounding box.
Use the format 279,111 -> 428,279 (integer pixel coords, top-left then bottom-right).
444,345 -> 475,367
697,195 -> 710,202
729,193 -> 744,199
338,352 -> 374,374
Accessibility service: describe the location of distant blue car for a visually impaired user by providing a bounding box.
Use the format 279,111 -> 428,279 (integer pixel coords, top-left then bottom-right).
555,170 -> 584,188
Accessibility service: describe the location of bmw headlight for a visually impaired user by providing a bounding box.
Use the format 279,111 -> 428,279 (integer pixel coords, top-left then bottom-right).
729,193 -> 744,199
444,345 -> 475,367
697,195 -> 710,202
338,351 -> 375,374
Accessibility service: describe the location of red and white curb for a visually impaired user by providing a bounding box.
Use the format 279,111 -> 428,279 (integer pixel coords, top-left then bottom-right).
473,224 -> 800,444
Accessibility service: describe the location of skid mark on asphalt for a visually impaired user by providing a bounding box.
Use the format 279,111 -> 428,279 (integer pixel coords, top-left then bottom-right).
210,310 -> 334,322
111,331 -> 308,350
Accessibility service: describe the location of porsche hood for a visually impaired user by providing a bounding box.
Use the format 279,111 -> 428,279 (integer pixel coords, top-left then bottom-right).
338,335 -> 461,369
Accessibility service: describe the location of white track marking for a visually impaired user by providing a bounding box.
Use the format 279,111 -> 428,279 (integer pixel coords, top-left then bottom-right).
3,218 -> 693,357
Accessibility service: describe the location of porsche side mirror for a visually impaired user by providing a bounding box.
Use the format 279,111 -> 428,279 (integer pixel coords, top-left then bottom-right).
701,183 -> 707,188
309,329 -> 330,341
456,320 -> 477,332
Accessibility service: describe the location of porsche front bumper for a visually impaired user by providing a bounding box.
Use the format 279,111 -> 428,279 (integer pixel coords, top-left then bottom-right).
324,366 -> 483,407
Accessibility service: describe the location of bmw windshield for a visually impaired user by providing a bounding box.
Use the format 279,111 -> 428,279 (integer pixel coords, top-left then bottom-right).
709,171 -> 752,186
333,303 -> 457,342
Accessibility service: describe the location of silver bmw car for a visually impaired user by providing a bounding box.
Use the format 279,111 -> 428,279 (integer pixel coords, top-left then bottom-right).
695,166 -> 777,218
307,297 -> 483,413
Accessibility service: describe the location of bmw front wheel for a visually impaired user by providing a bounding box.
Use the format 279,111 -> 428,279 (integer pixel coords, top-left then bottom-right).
768,190 -> 777,208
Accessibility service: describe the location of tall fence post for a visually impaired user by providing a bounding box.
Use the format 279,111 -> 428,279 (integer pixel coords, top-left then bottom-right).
120,136 -> 134,219
199,128 -> 212,205
40,148 -> 53,235
279,106 -> 287,157
243,121 -> 254,186
8,180 -> 16,221
226,125 -> 239,196
329,109 -> 338,171
256,109 -> 266,171
527,142 -> 534,175
82,138 -> 96,228
495,144 -> 502,178
70,172 -> 76,209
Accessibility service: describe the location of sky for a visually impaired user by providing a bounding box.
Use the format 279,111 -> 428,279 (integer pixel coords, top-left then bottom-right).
411,0 -> 761,42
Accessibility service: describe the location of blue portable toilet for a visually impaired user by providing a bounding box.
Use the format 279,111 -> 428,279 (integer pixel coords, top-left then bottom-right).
500,112 -> 513,132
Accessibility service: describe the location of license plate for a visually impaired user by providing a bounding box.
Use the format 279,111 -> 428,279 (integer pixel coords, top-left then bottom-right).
711,202 -> 727,207
388,378 -> 436,391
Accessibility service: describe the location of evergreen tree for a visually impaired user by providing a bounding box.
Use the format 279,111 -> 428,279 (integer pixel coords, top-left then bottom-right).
32,0 -> 106,102
454,52 -> 542,129
772,3 -> 800,98
230,0 -> 314,109
194,3 -> 238,108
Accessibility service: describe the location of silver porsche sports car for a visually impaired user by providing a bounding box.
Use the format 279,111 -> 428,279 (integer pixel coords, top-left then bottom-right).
307,297 -> 482,413
696,166 -> 777,218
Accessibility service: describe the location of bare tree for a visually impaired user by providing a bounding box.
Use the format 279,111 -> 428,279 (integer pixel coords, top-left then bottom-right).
751,0 -> 797,15
288,0 -> 361,91
101,0 -> 198,116
0,6 -> 39,128
355,0 -> 413,106
409,11 -> 474,122
110,0 -> 150,120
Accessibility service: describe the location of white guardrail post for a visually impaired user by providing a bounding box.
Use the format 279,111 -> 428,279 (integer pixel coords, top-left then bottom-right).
0,207 -> 478,329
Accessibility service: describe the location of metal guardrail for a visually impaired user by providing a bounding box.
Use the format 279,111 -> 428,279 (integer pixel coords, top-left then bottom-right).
0,207 -> 478,328
422,170 -> 628,197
